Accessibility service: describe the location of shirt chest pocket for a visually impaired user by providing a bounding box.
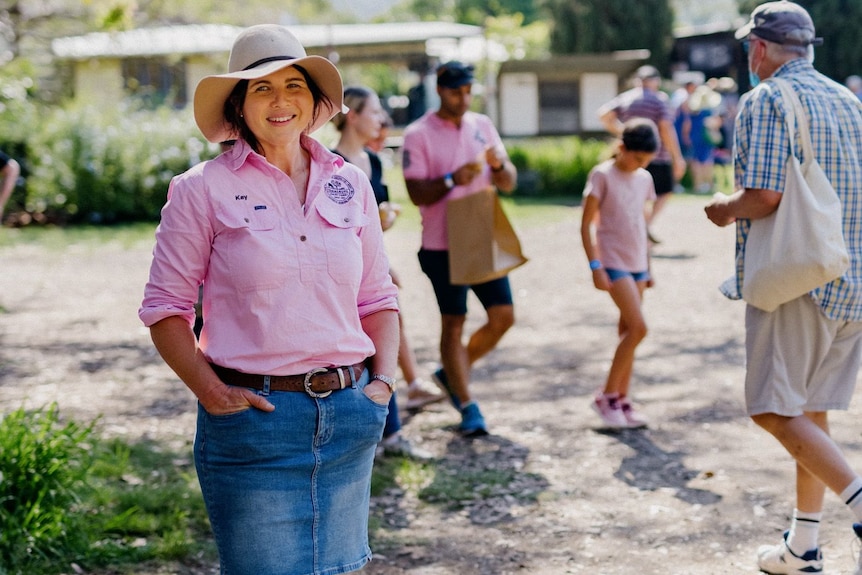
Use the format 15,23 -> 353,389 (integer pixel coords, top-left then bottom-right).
215,207 -> 292,293
314,201 -> 369,286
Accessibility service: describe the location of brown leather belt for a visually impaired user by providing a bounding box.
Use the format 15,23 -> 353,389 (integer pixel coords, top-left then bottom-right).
210,363 -> 365,398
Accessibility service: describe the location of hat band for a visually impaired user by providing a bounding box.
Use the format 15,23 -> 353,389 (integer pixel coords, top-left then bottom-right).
242,55 -> 300,71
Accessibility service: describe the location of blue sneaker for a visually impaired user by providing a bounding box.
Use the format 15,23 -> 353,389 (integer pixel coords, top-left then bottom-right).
432,368 -> 461,411
459,402 -> 488,437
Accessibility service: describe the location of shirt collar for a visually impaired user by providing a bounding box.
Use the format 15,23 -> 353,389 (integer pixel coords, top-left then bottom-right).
220,135 -> 343,172
773,57 -> 813,79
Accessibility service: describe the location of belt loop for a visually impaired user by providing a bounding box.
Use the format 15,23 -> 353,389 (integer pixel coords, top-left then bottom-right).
261,374 -> 271,396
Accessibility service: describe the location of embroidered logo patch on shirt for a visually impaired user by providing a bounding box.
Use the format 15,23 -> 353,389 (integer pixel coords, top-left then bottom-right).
324,175 -> 355,204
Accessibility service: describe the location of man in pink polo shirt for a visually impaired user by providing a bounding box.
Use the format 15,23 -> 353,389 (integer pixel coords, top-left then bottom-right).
401,61 -> 518,436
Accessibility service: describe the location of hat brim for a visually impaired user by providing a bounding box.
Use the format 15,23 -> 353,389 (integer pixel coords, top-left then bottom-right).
194,55 -> 346,143
735,21 -> 754,40
735,21 -> 823,46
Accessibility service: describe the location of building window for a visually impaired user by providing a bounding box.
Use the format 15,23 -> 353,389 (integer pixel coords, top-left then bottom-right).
121,57 -> 187,109
539,81 -> 579,134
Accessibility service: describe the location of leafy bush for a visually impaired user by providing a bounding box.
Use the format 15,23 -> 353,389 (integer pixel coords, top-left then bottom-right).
0,404 -> 95,572
0,405 -> 213,574
0,59 -> 40,217
507,136 -> 610,197
25,103 -> 219,224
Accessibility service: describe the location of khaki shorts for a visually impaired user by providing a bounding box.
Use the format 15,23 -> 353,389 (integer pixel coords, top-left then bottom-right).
745,295 -> 862,416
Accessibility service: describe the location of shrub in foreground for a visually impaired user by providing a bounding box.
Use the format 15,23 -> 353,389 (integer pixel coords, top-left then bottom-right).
0,404 -> 95,572
0,405 -> 212,574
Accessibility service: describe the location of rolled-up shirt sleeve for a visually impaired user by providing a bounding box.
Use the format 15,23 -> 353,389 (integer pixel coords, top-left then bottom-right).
356,173 -> 399,318
139,168 -> 213,328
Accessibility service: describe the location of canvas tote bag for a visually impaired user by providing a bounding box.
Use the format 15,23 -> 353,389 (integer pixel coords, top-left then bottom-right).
447,187 -> 528,285
741,78 -> 849,312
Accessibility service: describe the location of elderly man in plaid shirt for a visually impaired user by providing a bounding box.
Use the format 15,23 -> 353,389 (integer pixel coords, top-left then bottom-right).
705,2 -> 862,574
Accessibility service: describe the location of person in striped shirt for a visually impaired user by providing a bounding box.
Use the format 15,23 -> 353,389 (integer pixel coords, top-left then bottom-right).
599,65 -> 686,243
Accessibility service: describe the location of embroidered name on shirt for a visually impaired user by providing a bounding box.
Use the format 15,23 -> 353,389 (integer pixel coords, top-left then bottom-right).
235,195 -> 248,201
324,175 -> 355,204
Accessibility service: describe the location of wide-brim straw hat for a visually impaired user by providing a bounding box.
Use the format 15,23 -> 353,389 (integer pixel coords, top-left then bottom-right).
194,24 -> 345,143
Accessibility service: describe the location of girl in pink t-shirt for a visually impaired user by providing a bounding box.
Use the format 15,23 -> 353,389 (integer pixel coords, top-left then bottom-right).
581,118 -> 659,429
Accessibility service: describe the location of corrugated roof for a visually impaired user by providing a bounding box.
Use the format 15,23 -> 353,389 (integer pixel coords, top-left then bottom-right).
51,22 -> 483,60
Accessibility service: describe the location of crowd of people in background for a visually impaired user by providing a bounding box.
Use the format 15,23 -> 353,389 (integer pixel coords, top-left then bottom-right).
671,75 -> 739,195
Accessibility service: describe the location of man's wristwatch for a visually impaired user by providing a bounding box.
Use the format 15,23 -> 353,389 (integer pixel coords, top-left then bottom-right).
372,373 -> 397,392
443,173 -> 455,190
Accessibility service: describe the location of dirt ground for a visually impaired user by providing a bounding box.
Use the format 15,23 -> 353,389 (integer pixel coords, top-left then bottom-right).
3,196 -> 862,575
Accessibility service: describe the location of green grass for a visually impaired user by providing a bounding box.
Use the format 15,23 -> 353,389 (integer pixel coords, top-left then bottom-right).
84,437 -> 212,566
0,222 -> 156,250
0,406 -> 213,575
0,404 -> 95,573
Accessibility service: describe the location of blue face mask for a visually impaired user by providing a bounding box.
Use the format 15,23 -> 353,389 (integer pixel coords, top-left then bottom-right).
749,70 -> 761,88
744,39 -> 761,88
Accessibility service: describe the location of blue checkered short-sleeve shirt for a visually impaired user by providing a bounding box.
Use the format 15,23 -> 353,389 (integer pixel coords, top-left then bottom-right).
726,58 -> 862,320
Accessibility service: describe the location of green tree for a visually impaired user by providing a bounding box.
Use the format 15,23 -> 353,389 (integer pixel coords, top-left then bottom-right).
132,0 -> 341,26
546,0 -> 675,71
456,0 -> 546,26
739,0 -> 862,84
388,0 -> 454,22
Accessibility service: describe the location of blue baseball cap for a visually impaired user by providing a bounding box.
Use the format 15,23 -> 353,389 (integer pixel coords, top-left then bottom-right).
436,61 -> 474,89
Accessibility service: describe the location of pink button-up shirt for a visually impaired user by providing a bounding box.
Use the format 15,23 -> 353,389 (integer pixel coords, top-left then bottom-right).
402,110 -> 505,250
139,136 -> 398,375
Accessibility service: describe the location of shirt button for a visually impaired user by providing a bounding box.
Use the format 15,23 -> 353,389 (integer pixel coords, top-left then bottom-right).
244,217 -> 249,223
300,235 -> 307,241
343,217 -> 350,223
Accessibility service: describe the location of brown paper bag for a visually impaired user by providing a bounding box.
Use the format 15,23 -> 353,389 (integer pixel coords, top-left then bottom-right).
447,188 -> 528,285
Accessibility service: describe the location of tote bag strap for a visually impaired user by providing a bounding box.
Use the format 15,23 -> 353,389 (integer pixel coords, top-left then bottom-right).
771,77 -> 816,167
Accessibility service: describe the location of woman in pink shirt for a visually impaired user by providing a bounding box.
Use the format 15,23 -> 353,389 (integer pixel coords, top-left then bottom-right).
581,118 -> 658,430
138,25 -> 399,575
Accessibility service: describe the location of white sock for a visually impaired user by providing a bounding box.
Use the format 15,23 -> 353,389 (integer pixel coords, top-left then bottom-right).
841,477 -> 862,522
786,508 -> 821,555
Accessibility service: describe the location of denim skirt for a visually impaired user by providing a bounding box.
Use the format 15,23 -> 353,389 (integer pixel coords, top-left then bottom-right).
194,369 -> 387,575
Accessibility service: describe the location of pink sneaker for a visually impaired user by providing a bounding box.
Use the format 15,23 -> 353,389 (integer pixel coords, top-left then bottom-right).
619,396 -> 648,429
591,393 -> 628,428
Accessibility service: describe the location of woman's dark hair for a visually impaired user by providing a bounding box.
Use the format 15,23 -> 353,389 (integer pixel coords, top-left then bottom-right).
621,118 -> 659,153
223,64 -> 329,155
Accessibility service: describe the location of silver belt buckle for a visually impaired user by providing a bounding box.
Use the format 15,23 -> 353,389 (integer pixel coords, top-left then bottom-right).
304,367 -> 333,398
